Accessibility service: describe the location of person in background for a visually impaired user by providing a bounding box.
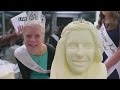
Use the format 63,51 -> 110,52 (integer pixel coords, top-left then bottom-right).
0,31 -> 21,47
45,23 -> 50,43
57,25 -> 65,39
96,11 -> 120,79
14,19 -> 55,79
0,21 -> 22,79
49,26 -> 60,48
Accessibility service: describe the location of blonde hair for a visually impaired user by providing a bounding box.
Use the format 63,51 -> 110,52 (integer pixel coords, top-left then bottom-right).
23,20 -> 45,34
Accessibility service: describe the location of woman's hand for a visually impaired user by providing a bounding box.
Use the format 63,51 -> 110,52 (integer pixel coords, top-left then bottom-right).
16,25 -> 24,36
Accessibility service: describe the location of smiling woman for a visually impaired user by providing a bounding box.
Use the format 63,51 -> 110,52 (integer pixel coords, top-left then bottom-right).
14,11 -> 55,79
50,19 -> 107,79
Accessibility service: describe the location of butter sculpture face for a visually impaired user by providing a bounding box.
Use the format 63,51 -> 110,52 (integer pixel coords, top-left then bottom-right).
50,20 -> 107,79
66,30 -> 94,74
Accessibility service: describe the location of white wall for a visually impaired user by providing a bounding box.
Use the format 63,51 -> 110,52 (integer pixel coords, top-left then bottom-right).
94,11 -> 100,26
95,11 -> 100,21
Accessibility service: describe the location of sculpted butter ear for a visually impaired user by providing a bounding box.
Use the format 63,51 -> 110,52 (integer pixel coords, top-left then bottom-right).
50,19 -> 107,79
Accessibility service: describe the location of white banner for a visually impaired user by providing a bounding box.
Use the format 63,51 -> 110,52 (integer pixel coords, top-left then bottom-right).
98,24 -> 120,77
11,12 -> 27,32
14,45 -> 50,74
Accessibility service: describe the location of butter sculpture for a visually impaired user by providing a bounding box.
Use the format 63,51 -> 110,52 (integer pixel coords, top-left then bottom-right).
50,19 -> 107,79
0,60 -> 14,79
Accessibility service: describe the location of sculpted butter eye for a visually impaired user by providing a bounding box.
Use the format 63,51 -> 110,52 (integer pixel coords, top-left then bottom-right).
68,45 -> 77,48
85,45 -> 92,47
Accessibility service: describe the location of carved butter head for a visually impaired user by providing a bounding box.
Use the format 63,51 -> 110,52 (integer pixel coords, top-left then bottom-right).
66,30 -> 94,74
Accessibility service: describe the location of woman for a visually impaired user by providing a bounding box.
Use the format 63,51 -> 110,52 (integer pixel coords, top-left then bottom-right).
50,19 -> 107,79
96,11 -> 120,79
14,20 -> 55,79
0,31 -> 21,47
49,26 -> 60,48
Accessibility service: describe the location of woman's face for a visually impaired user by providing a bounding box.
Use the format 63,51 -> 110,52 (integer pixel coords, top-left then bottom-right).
66,30 -> 94,74
23,25 -> 44,54
102,11 -> 111,16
